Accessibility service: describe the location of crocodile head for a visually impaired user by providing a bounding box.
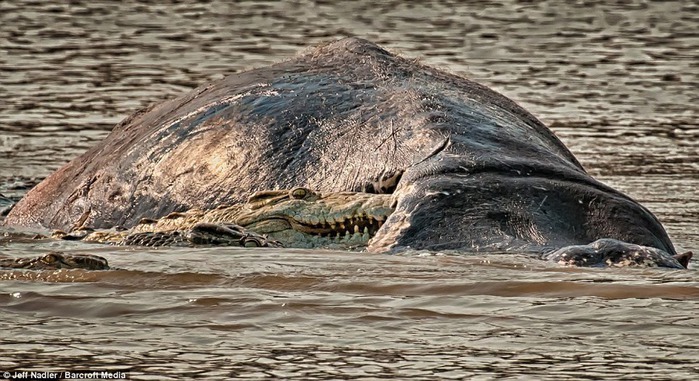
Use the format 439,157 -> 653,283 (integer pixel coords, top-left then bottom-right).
234,187 -> 395,248
0,252 -> 109,270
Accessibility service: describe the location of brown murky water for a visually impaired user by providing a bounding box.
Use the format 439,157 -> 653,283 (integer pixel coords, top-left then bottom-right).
1,0 -> 698,379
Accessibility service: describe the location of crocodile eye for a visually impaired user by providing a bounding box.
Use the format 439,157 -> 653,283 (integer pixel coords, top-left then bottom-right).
290,187 -> 308,199
42,253 -> 58,264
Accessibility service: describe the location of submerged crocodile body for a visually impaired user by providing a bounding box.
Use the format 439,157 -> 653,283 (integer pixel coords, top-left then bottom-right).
2,37 -> 693,270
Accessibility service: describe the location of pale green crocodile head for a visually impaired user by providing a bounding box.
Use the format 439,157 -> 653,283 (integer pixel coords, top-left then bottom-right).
235,187 -> 395,249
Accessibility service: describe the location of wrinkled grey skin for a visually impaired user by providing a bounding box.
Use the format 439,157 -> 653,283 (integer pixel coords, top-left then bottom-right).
3,38 -> 689,268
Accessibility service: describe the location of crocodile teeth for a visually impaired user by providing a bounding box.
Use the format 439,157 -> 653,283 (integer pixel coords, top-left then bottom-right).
354,225 -> 360,233
363,226 -> 369,235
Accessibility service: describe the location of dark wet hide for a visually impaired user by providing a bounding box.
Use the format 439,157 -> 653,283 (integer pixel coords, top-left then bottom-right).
546,239 -> 688,269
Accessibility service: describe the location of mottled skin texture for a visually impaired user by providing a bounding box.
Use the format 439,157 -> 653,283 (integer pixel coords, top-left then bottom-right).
3,38 -> 690,269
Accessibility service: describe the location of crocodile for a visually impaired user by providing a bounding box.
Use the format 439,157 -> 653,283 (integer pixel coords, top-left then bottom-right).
1,187 -> 395,271
2,37 -> 693,270
54,187 -> 394,249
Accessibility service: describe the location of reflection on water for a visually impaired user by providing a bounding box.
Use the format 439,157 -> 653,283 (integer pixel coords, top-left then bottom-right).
0,0 -> 698,379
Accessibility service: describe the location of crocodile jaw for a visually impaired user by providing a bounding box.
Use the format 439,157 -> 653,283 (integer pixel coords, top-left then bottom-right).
243,215 -> 388,249
237,192 -> 395,249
